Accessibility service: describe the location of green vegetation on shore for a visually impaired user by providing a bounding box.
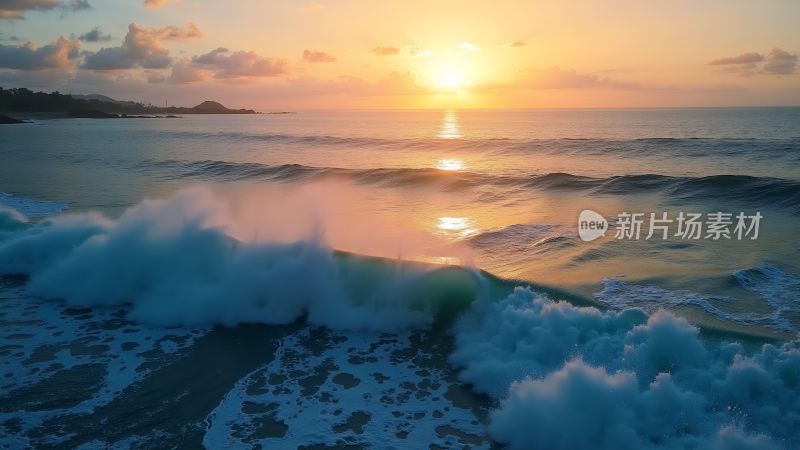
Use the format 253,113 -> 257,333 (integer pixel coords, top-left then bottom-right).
0,87 -> 256,115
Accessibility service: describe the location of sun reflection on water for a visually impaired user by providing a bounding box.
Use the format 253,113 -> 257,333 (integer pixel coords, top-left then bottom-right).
438,109 -> 462,139
415,255 -> 463,266
436,216 -> 478,238
436,158 -> 466,171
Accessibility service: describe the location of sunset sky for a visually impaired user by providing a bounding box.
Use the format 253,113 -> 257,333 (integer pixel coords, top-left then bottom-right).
1,0 -> 798,109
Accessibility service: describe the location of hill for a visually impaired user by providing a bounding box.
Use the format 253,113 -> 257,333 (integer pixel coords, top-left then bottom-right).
71,94 -> 138,107
0,87 -> 257,115
190,100 -> 255,114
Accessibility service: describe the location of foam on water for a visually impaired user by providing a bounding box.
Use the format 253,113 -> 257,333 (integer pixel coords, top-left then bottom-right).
734,264 -> 800,316
2,189 -> 800,449
203,327 -> 489,449
0,283 -> 208,448
452,287 -> 800,450
596,265 -> 800,333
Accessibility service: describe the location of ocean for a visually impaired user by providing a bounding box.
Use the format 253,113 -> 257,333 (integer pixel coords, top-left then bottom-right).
1,108 -> 799,449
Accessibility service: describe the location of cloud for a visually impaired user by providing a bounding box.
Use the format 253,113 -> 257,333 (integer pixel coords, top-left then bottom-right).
399,45 -> 432,58
0,37 -> 80,70
140,46 -> 289,84
266,71 -> 431,98
335,71 -> 429,95
370,46 -> 399,56
0,0 -> 59,19
167,57 -> 208,83
509,41 -> 525,47
709,52 -> 764,66
709,48 -> 797,76
0,32 -> 22,42
82,22 -> 202,71
0,66 -> 75,86
458,42 -> 481,54
145,72 -> 165,83
75,27 -> 112,43
154,22 -> 203,40
192,47 -> 288,79
709,52 -> 765,77
63,0 -> 88,11
370,45 -> 431,58
526,67 -> 641,89
0,0 -> 90,20
763,48 -> 798,75
141,0 -> 179,9
715,62 -> 761,77
302,49 -> 336,63
478,67 -> 641,92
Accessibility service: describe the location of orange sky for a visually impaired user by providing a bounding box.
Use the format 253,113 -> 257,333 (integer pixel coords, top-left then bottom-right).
0,0 -> 798,109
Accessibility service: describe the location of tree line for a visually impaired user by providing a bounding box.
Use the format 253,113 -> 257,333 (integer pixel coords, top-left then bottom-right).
0,87 -> 255,114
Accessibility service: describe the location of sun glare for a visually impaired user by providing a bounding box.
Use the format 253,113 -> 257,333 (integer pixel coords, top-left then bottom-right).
438,109 -> 462,138
437,69 -> 465,90
436,159 -> 465,171
435,216 -> 479,238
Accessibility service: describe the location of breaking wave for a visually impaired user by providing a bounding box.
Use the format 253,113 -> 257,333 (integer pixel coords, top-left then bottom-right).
452,287 -> 800,450
1,189 -> 799,449
0,188 -> 482,331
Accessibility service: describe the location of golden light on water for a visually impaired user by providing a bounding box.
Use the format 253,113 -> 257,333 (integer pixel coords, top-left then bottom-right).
438,217 -> 469,230
415,256 -> 463,266
436,216 -> 478,238
435,109 -> 465,169
438,109 -> 462,139
436,158 -> 466,171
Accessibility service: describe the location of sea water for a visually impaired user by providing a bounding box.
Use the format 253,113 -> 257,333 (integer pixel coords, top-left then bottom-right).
1,108 -> 799,448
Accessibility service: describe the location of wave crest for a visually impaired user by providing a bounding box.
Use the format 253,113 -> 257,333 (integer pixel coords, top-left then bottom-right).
141,159 -> 800,213
0,188 -> 482,331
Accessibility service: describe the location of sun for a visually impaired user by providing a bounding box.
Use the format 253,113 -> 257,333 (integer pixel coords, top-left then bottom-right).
436,68 -> 465,90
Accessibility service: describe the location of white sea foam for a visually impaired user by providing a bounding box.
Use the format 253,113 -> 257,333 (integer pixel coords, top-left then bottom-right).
595,272 -> 795,333
451,287 -> 800,450
734,264 -> 800,316
203,328 -> 488,449
0,284 -> 207,448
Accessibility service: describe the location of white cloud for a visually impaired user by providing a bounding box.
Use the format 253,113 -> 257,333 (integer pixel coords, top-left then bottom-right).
82,22 -> 202,71
191,47 -> 288,79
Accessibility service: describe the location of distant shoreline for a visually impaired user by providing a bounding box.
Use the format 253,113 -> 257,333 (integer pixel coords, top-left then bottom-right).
0,87 -> 267,118
0,111 -> 298,122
